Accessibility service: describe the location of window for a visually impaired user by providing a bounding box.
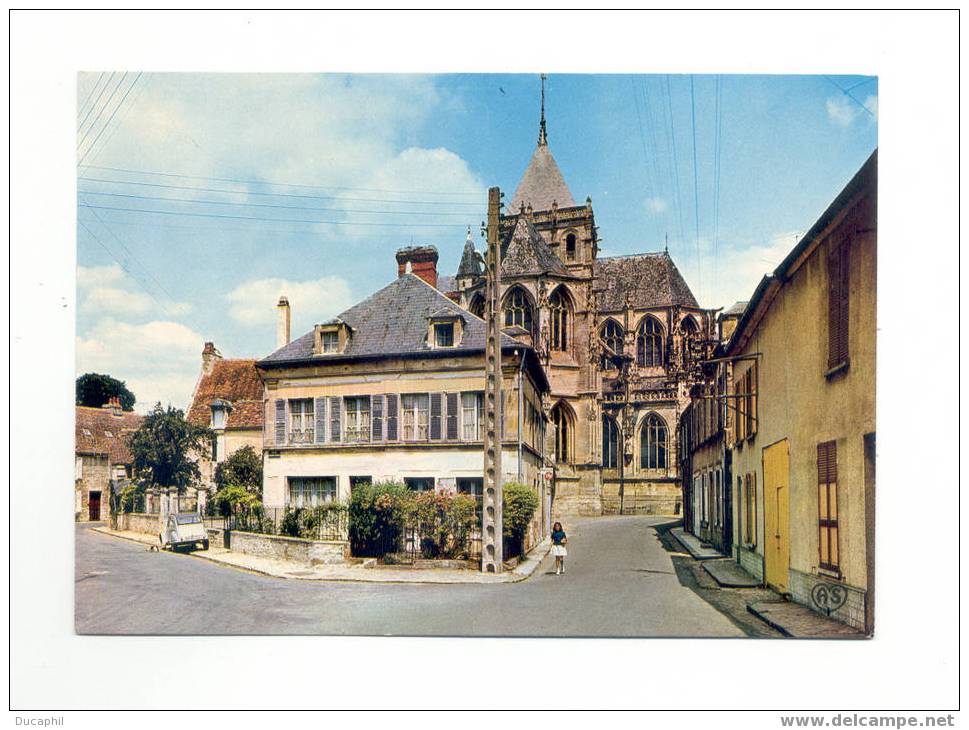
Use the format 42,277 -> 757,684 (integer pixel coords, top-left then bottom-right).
551,403 -> 572,464
565,233 -> 577,261
288,399 -> 315,444
548,288 -> 571,352
288,477 -> 337,507
637,316 -> 664,367
681,316 -> 698,367
401,394 -> 430,441
600,320 -> 624,369
434,322 -> 455,347
827,238 -> 851,371
405,477 -> 435,492
461,392 -> 484,441
640,413 -> 668,470
698,472 -> 707,526
743,473 -> 757,547
503,287 -> 533,333
602,415 -> 620,469
75,456 -> 83,480
344,396 -> 371,443
817,441 -> 840,572
321,331 -> 339,353
469,294 -> 485,319
457,477 -> 483,496
714,470 -> 722,528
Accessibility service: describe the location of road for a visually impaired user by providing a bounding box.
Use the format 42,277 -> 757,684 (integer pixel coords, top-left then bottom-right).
75,515 -> 747,637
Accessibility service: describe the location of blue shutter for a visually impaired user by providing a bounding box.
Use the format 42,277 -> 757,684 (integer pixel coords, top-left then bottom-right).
274,400 -> 286,445
430,392 -> 443,440
314,397 -> 327,444
330,396 -> 342,442
445,392 -> 459,440
372,395 -> 383,442
385,394 -> 398,441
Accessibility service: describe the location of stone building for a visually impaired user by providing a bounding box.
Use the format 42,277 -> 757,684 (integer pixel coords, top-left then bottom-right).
725,150 -> 876,632
452,105 -> 708,517
256,263 -> 552,551
186,342 -> 264,495
75,399 -> 143,521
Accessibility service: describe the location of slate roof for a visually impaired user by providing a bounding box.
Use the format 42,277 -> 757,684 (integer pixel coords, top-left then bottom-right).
437,275 -> 457,293
501,216 -> 570,278
722,300 -> 748,317
456,235 -> 483,278
187,358 -> 264,430
75,406 -> 144,464
592,252 -> 699,311
260,273 -> 520,366
510,142 -> 576,212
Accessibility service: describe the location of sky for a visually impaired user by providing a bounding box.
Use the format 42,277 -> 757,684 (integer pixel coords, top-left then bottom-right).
75,73 -> 877,413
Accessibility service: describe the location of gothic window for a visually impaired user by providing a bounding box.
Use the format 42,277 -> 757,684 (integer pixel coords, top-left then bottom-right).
503,287 -> 533,334
548,287 -> 572,352
636,316 -> 664,368
602,415 -> 620,469
600,320 -> 624,370
551,402 -> 573,465
469,293 -> 485,319
565,233 -> 577,262
680,315 -> 698,366
640,413 -> 668,470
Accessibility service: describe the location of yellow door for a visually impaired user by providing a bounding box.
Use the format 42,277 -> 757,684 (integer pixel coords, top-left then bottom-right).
763,440 -> 790,593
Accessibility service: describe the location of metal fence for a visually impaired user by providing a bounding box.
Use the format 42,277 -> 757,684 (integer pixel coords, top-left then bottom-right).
218,505 -> 349,542
369,494 -> 483,564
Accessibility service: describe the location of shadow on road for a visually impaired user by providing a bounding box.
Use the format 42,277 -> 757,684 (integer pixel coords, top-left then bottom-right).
651,519 -> 784,638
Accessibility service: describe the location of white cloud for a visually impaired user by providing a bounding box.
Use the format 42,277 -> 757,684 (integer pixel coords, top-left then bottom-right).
826,94 -> 878,127
645,197 -> 668,215
76,317 -> 206,413
692,232 -> 801,310
77,263 -> 191,318
226,276 -> 354,334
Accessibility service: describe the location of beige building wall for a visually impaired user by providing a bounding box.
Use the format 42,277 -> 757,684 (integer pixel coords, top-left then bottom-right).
730,187 -> 875,630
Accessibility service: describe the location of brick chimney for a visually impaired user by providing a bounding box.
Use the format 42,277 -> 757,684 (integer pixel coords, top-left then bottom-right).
202,341 -> 222,375
101,396 -> 123,417
396,245 -> 439,289
277,296 -> 291,349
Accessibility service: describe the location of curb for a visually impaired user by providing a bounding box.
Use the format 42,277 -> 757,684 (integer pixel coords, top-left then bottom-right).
746,602 -> 794,637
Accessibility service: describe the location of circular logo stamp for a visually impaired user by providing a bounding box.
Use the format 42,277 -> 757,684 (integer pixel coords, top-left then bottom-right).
811,582 -> 848,612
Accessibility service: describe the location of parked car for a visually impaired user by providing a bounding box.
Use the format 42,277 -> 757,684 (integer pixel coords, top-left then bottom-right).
160,511 -> 209,551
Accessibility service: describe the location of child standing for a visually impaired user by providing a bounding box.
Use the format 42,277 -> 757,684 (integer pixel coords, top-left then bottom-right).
551,522 -> 568,575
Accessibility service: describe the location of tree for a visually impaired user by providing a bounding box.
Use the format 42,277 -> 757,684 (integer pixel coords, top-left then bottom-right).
214,445 -> 262,497
502,482 -> 540,557
76,372 -> 136,411
128,404 -> 211,493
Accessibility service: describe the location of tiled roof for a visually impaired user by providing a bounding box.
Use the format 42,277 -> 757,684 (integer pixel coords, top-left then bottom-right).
75,406 -> 144,465
592,252 -> 699,311
261,273 -> 519,365
510,143 -> 576,212
501,216 -> 570,277
187,359 -> 264,430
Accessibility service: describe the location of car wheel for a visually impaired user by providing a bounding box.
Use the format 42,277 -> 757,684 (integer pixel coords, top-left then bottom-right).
201,540 -> 209,551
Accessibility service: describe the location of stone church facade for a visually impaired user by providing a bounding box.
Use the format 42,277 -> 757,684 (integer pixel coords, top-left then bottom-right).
451,112 -> 710,518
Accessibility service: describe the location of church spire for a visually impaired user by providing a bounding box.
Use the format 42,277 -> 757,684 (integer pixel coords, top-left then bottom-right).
538,73 -> 547,147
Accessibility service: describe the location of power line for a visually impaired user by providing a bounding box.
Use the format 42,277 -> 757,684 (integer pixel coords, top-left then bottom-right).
824,75 -> 876,118
80,72 -> 152,168
689,75 -> 701,304
77,71 -> 114,135
664,75 -> 688,255
78,175 -> 485,209
78,164 -> 483,198
76,72 -> 106,127
78,203 -> 471,228
77,72 -> 126,155
78,72 -> 143,166
77,189 -> 479,218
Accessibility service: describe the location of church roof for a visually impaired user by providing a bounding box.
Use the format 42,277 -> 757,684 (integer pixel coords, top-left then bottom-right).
456,230 -> 483,278
510,143 -> 576,213
500,216 -> 570,278
592,252 -> 700,311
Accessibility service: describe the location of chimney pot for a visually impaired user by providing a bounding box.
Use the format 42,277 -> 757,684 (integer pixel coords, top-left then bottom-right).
277,296 -> 291,349
201,342 -> 222,375
395,245 -> 439,289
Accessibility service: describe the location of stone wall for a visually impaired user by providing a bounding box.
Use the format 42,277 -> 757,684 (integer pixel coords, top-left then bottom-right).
119,512 -> 160,536
738,546 -> 764,582
230,531 -> 348,566
76,454 -> 110,521
789,568 -> 868,632
601,479 -> 681,516
206,527 -> 226,549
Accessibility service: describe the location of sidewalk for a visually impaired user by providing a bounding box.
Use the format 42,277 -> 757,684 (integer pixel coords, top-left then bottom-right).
89,526 -> 550,584
747,600 -> 864,638
702,558 -> 760,587
669,527 -> 725,560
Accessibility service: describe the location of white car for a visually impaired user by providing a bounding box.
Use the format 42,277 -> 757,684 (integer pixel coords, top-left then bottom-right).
160,512 -> 209,551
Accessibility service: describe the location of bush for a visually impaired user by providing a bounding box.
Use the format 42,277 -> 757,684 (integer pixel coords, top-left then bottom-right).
503,482 -> 539,557
348,481 -> 412,557
407,491 -> 477,559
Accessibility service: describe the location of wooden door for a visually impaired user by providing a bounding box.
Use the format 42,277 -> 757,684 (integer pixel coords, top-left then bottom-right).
89,491 -> 101,521
762,440 -> 790,593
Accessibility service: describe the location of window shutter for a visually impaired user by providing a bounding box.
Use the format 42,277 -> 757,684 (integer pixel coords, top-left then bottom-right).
838,242 -> 851,363
315,397 -> 327,444
430,392 -> 443,440
372,395 -> 384,442
817,441 -> 838,484
329,396 -> 342,443
385,394 -> 398,441
274,400 -> 286,445
445,392 -> 459,440
828,240 -> 851,369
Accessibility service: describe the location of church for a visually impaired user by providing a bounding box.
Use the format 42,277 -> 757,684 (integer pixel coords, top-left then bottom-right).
442,88 -> 711,517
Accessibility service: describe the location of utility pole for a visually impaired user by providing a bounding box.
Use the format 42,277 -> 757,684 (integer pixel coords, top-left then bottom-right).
482,186 -> 504,573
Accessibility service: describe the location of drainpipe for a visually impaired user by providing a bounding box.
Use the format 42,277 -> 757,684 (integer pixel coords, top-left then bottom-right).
517,348 -> 525,483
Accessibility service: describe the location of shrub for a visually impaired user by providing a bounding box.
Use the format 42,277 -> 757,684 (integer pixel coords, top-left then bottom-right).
503,482 -> 539,557
348,481 -> 412,557
407,491 -> 478,558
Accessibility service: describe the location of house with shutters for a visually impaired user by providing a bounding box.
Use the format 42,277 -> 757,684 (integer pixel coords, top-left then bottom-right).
255,266 -> 552,542
725,150 -> 876,633
75,399 -> 143,521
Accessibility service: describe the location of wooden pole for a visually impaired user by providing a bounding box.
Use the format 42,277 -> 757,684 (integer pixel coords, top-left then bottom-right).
481,187 -> 503,573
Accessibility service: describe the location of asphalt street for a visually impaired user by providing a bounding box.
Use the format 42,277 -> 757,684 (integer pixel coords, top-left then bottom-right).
75,515 -> 746,637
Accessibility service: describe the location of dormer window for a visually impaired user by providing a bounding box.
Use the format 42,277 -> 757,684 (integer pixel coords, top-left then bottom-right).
314,321 -> 350,355
210,399 -> 232,430
434,323 -> 454,347
427,310 -> 464,349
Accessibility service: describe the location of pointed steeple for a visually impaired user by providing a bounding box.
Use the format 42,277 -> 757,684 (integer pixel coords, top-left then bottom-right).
538,73 -> 548,146
457,226 -> 483,279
